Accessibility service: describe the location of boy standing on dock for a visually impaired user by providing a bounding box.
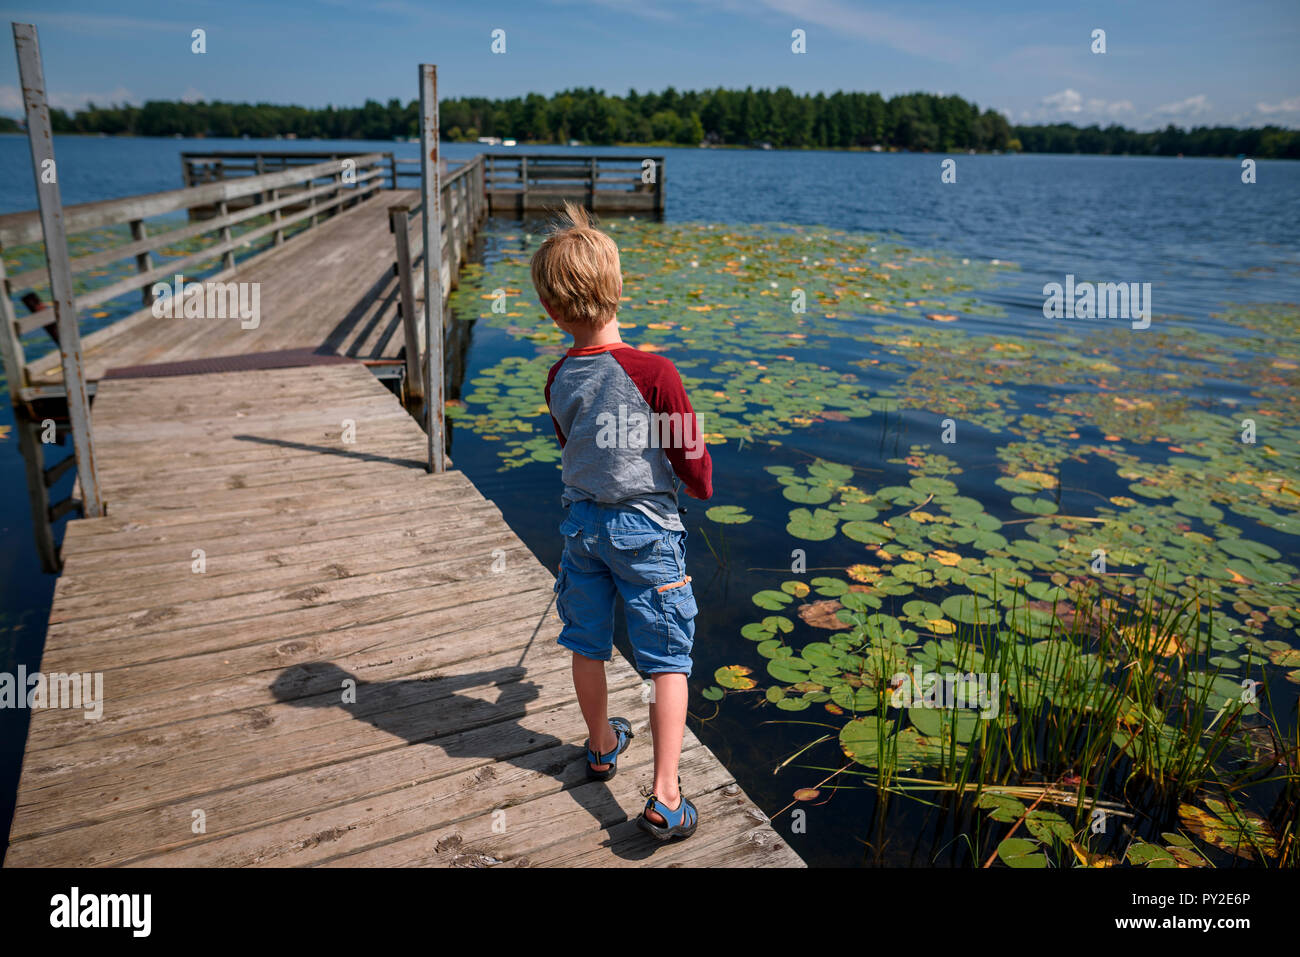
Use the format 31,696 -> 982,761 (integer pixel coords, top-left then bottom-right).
533,202 -> 713,842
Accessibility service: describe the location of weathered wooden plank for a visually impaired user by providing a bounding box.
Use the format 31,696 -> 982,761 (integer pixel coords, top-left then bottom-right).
11,625 -> 596,837
54,482 -> 497,600
317,736 -> 727,867
6,684 -> 645,867
29,599 -> 556,744
50,525 -> 519,623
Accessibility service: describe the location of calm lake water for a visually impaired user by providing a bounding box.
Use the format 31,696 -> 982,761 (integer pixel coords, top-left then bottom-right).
1,135 -> 1297,865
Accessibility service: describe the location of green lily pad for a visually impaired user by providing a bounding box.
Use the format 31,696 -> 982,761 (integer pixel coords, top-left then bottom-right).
996,837 -> 1047,868
705,505 -> 753,524
752,589 -> 794,610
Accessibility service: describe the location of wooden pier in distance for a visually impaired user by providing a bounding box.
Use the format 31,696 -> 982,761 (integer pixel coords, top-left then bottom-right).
485,154 -> 664,214
1,140 -> 801,866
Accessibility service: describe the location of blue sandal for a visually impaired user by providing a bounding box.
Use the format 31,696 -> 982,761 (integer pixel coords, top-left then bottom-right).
637,777 -> 698,842
585,717 -> 634,781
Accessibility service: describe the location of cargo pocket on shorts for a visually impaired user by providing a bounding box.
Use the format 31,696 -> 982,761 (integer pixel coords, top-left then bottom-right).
605,527 -> 663,587
658,579 -> 698,658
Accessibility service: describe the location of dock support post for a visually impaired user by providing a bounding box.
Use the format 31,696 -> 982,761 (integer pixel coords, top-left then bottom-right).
15,416 -> 61,573
389,205 -> 424,406
13,22 -> 102,517
419,63 -> 446,473
0,253 -> 28,405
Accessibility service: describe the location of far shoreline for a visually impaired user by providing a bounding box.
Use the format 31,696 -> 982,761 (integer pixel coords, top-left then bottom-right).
0,131 -> 1290,161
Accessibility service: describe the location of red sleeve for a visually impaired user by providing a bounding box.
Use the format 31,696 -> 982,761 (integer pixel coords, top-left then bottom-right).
610,348 -> 713,500
544,357 -> 566,448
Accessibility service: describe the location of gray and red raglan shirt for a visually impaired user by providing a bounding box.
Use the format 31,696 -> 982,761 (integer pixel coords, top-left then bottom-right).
544,341 -> 713,530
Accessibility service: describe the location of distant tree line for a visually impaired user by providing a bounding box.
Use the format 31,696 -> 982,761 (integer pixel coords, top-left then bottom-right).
19,87 -> 1299,158
1014,122 -> 1299,158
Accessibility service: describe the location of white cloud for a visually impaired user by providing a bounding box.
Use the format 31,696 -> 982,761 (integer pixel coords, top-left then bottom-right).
180,87 -> 207,104
1087,98 -> 1135,117
1041,88 -> 1084,113
1025,89 -> 1135,123
1153,94 -> 1212,118
1256,96 -> 1300,115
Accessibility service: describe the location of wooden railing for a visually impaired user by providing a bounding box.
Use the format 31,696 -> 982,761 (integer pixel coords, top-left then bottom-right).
388,154 -> 486,403
182,150 -> 428,192
0,152 -> 388,402
182,148 -> 389,186
484,153 -> 664,212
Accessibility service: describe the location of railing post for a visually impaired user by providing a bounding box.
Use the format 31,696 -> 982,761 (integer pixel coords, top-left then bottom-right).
0,252 -> 29,402
389,205 -> 424,405
477,156 -> 485,222
12,22 -> 102,517
216,200 -> 235,270
129,218 -> 154,306
271,186 -> 284,244
462,175 -> 470,250
520,155 -> 528,211
419,63 -> 445,474
254,154 -> 265,206
448,175 -> 462,284
589,156 -> 597,208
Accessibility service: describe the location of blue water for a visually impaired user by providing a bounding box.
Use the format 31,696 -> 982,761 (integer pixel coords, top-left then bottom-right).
2,134 -> 1298,864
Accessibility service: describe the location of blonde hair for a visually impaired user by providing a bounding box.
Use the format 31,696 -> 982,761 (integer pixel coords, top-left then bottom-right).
530,201 -> 621,327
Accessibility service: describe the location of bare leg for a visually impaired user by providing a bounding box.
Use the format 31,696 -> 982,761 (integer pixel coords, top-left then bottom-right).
645,672 -> 687,824
572,652 -> 619,770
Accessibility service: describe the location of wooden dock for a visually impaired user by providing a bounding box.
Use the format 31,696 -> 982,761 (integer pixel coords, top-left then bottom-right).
5,361 -> 800,866
2,124 -> 800,863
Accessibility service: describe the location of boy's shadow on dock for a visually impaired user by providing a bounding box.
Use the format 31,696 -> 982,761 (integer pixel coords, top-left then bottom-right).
269,661 -> 658,863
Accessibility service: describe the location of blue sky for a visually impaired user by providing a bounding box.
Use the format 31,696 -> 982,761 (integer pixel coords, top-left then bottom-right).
1,0 -> 1297,129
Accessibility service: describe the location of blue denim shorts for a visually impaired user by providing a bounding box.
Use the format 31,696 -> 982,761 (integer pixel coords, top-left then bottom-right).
554,500 -> 697,676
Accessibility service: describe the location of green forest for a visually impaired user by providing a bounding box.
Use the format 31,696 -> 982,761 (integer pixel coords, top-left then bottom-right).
8,86 -> 1297,158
